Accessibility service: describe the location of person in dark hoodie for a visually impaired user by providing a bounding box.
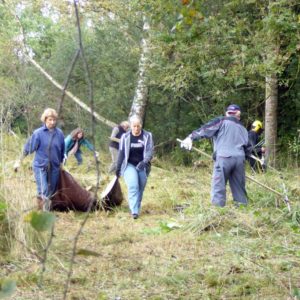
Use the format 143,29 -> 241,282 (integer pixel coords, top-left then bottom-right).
181,104 -> 250,207
108,120 -> 129,173
248,120 -> 265,172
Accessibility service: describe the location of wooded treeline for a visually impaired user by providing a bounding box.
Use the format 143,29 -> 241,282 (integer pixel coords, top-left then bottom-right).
0,0 -> 299,165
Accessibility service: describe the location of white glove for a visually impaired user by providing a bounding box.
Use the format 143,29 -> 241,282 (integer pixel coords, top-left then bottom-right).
13,160 -> 21,172
94,151 -> 99,158
180,136 -> 193,151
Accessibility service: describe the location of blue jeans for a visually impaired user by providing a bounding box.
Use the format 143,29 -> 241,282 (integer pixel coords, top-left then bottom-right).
33,166 -> 60,199
74,151 -> 83,165
123,163 -> 147,215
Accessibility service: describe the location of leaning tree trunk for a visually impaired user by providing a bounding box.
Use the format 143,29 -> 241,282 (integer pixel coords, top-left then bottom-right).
265,74 -> 278,167
129,17 -> 150,121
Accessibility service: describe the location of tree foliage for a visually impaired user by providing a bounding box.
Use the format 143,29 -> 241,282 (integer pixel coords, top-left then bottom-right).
0,0 -> 299,160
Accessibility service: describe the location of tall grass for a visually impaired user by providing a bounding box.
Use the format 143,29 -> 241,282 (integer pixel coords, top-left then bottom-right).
0,133 -> 42,259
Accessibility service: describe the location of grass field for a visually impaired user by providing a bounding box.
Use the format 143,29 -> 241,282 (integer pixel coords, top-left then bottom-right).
1,135 -> 300,300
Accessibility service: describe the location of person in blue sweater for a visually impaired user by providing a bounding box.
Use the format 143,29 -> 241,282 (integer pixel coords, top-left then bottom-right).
14,108 -> 65,210
64,128 -> 98,165
181,104 -> 250,207
115,116 -> 154,219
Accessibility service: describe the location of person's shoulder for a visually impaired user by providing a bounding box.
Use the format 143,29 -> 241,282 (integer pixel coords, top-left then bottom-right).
33,125 -> 45,135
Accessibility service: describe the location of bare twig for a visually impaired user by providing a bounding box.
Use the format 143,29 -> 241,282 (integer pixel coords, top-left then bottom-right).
57,48 -> 80,117
62,1 -> 101,299
38,223 -> 55,288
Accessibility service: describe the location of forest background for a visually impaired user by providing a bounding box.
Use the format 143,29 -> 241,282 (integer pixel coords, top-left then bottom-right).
0,0 -> 299,164
0,0 -> 300,299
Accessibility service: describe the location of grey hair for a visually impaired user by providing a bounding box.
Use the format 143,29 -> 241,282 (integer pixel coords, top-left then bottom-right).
225,110 -> 241,119
129,115 -> 143,126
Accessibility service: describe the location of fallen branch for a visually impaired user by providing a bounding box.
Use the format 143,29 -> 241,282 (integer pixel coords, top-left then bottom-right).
27,56 -> 116,128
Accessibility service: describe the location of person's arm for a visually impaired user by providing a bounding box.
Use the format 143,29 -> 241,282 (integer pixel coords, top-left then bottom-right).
14,131 -> 40,171
110,126 -> 119,139
60,132 -> 65,164
190,116 -> 223,141
64,135 -> 72,155
181,117 -> 223,150
115,136 -> 125,177
143,132 -> 154,164
82,138 -> 94,151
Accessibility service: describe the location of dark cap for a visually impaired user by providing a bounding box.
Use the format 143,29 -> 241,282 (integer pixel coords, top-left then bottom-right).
226,104 -> 241,113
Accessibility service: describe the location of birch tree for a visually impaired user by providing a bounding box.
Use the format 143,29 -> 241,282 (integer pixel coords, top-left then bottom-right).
129,17 -> 150,121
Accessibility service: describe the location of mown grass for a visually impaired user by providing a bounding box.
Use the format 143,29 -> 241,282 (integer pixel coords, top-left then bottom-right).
0,134 -> 300,299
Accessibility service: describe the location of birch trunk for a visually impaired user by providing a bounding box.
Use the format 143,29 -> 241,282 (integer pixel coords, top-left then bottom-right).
129,17 -> 150,121
265,74 -> 278,167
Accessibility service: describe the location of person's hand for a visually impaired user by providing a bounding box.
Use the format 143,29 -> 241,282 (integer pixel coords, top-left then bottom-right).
94,151 -> 99,158
13,160 -> 21,172
180,136 -> 193,151
261,147 -> 265,154
63,154 -> 67,165
136,161 -> 146,171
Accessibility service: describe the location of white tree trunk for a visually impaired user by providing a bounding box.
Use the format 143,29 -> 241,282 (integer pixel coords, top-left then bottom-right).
265,74 -> 278,166
129,18 -> 150,121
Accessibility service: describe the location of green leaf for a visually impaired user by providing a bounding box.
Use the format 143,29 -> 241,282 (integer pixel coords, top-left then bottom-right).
77,249 -> 101,257
27,211 -> 56,232
0,201 -> 7,221
293,288 -> 300,299
0,279 -> 16,299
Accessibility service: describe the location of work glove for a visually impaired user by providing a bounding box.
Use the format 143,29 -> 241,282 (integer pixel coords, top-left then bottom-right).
95,151 -> 99,158
180,136 -> 193,151
136,161 -> 146,171
13,160 -> 21,172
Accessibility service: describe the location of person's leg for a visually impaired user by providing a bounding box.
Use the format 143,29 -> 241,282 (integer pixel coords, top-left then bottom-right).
229,157 -> 247,205
74,151 -> 83,165
211,157 -> 231,207
48,167 -> 60,197
136,169 -> 147,213
108,147 -> 118,173
33,166 -> 48,198
33,166 -> 49,210
123,163 -> 140,216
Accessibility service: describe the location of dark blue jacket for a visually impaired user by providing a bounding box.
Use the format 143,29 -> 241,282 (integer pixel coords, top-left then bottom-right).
24,124 -> 65,169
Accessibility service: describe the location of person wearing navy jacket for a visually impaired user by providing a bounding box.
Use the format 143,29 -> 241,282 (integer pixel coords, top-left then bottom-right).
14,108 -> 65,210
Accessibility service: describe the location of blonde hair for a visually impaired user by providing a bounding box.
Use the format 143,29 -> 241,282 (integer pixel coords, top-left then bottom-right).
120,120 -> 129,129
41,108 -> 58,123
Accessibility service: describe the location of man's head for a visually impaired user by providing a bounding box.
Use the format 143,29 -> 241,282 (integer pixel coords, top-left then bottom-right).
225,104 -> 241,119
